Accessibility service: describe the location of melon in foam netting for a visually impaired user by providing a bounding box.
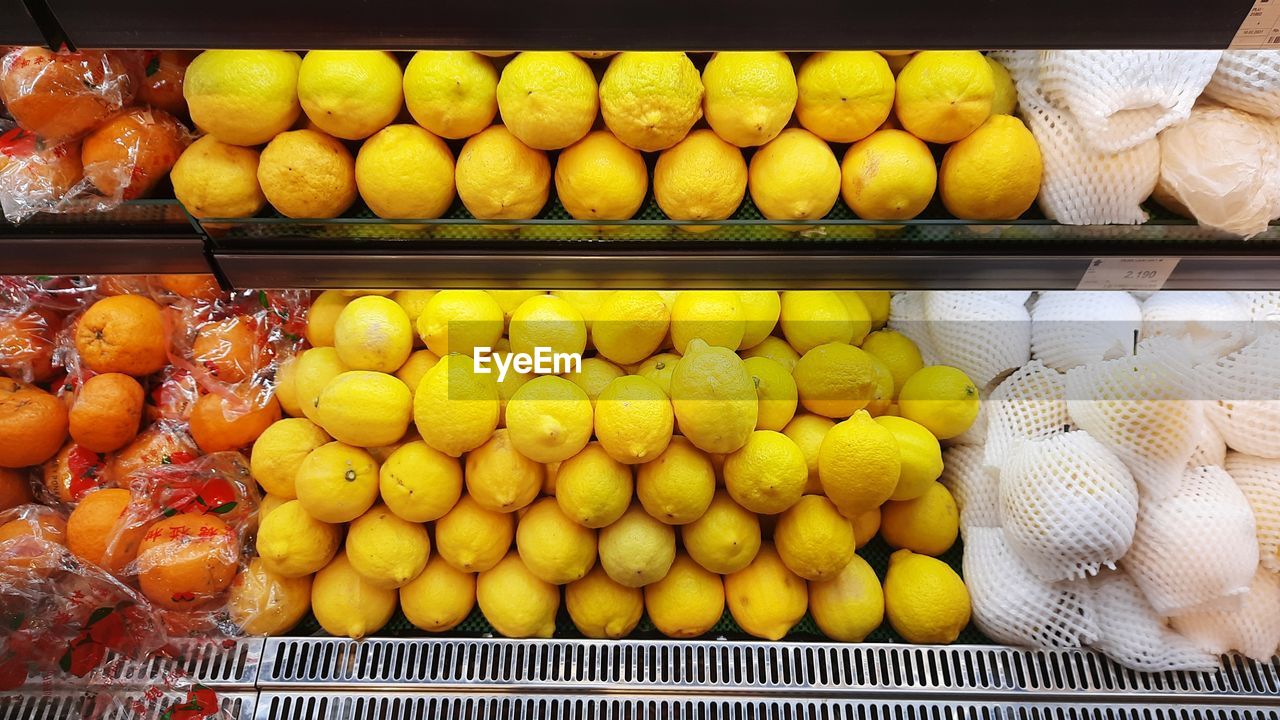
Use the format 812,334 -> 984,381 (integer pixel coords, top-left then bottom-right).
1124,465 -> 1259,616
924,292 -> 1031,389
1030,291 -> 1142,372
888,291 -> 939,366
940,444 -> 1000,537
1225,452 -> 1280,573
1171,569 -> 1280,662
1233,291 -> 1280,337
1140,291 -> 1252,366
982,360 -> 1069,474
964,526 -> 1099,649
1202,334 -> 1280,459
1186,412 -> 1227,468
999,431 -> 1138,582
1203,50 -> 1280,120
1088,569 -> 1219,673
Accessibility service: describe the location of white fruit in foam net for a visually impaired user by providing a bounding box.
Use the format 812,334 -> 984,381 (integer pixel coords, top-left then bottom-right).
1202,51 -> 1280,120
982,360 -> 1069,474
1234,291 -> 1280,333
999,431 -> 1139,582
1124,465 -> 1259,616
887,291 -> 938,366
1140,291 -> 1251,365
1088,570 -> 1219,673
1171,569 -> 1280,662
1029,291 -> 1142,372
940,445 -> 999,538
924,292 -> 1031,389
1202,334 -> 1280,459
1185,414 -> 1227,468
964,527 -> 1099,649
1225,452 -> 1280,573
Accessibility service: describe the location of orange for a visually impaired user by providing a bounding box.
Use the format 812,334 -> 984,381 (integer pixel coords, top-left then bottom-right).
0,508 -> 67,575
43,441 -> 114,503
136,51 -> 197,118
191,316 -> 260,383
82,107 -> 188,200
109,424 -> 199,481
153,274 -> 220,301
188,392 -> 281,452
0,306 -> 60,383
93,275 -> 151,296
135,513 -> 239,610
66,487 -> 150,574
75,294 -> 169,377
0,468 -> 34,511
69,372 -> 144,453
1,142 -> 84,210
0,379 -> 68,468
0,48 -> 136,142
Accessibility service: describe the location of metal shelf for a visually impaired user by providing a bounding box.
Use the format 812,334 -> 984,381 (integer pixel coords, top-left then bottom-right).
0,0 -> 45,45
1,690 -> 258,720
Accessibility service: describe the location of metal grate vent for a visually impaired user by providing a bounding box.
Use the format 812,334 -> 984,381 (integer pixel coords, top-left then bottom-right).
22,638 -> 264,691
0,690 -> 256,720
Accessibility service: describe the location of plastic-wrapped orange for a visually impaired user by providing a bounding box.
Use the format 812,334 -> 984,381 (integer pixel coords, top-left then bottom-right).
0,305 -> 61,383
188,392 -> 281,452
110,423 -> 199,482
135,513 -> 239,610
137,51 -> 197,118
0,48 -> 136,143
0,507 -> 67,575
153,273 -> 220,301
43,441 -> 114,503
69,373 -> 145,453
66,487 -> 150,574
74,294 -> 169,377
81,107 -> 187,200
192,316 -> 260,384
0,379 -> 68,468
0,140 -> 84,209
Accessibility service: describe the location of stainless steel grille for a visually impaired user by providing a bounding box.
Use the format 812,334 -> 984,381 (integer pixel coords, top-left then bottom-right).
0,690 -> 256,720
21,638 -> 264,691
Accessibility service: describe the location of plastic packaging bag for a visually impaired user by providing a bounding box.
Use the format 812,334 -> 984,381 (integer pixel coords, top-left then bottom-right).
0,47 -> 137,144
1203,50 -> 1280,119
81,106 -> 190,201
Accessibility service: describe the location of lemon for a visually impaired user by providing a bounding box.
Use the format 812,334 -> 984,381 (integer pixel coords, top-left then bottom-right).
418,290 -> 505,357
599,52 -> 704,152
833,292 -> 873,345
562,357 -> 625,408
228,558 -> 312,636
702,52 -> 797,147
895,51 -> 994,143
780,291 -> 854,355
367,428 -> 419,465
598,503 -> 676,587
391,290 -> 437,335
379,440 -> 462,522
681,489 -> 761,574
184,50 -> 302,146
403,51 -> 498,139
670,291 -> 745,353
555,130 -> 649,220
737,291 -> 781,350
550,290 -> 614,334
818,410 -> 901,517
465,428 -> 543,512
632,436 -> 713,525
294,347 -> 349,424
670,339 -> 757,454
413,354 -> 500,457
722,430 -> 807,514
987,56 -> 1017,115
505,376 -> 593,463
595,376 -> 675,466
509,295 -> 587,360
304,291 -> 350,348
857,291 -> 891,329
170,135 -> 267,219
865,355 -> 895,417
840,129 -> 937,221
555,442 -> 633,528
593,291 -> 670,365
940,114 -> 1043,220
881,481 -> 958,556
774,495 -> 856,580
645,552 -> 725,638
634,353 -> 682,396
476,52 -> 514,58
809,554 -> 884,642
400,555 -> 476,632
332,295 -> 414,373
486,290 -> 542,329
477,551 -> 560,638
782,413 -> 835,494
355,125 -> 455,219
312,551 -> 397,639
574,51 -> 618,59
566,564 -> 644,639
314,371 -> 411,448
795,51 -> 895,143
743,356 -> 798,432
793,342 -> 881,418
345,503 -> 431,589
852,507 -> 881,548
455,125 -> 551,219
250,418 -> 330,498
256,499 -> 342,577
875,415 -> 943,500
497,52 -> 598,150
861,330 -> 925,396
883,51 -> 915,76
394,349 -> 440,404
258,129 -> 357,219
436,494 -> 514,572
884,549 -> 971,643
297,50 -> 402,140
514,497 -> 597,585
654,129 -> 748,221
543,461 -> 559,496
724,543 -> 807,641
898,365 -> 980,440
274,357 -> 303,418
741,336 -> 799,372
748,128 -> 841,221
259,493 -> 288,519
294,441 -> 380,523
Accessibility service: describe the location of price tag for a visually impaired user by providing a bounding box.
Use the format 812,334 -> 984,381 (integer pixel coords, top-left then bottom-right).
1232,0 -> 1280,49
1076,257 -> 1180,291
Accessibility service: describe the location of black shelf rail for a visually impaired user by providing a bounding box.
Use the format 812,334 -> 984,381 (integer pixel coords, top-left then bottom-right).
0,0 -> 50,46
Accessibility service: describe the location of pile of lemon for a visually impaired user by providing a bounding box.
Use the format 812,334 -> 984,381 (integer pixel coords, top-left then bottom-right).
247,288 -> 978,643
172,49 -> 1042,224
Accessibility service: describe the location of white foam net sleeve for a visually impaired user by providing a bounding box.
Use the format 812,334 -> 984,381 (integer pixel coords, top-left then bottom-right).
1225,452 -> 1280,574
1000,431 -> 1139,582
1171,569 -> 1280,662
1202,334 -> 1280,459
964,526 -> 1100,648
888,291 -> 939,366
941,444 -> 1001,538
1186,415 -> 1227,469
1124,465 -> 1259,616
1037,50 -> 1221,154
1234,292 -> 1280,338
1030,291 -> 1142,372
1065,338 -> 1207,498
1088,569 -> 1220,673
983,361 -> 1070,474
924,292 -> 1031,389
1203,51 -> 1280,120
1141,291 -> 1252,366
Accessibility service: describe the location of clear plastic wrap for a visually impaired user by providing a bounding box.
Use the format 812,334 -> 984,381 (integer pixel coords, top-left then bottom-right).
1202,334 -> 1280,459
1171,569 -> 1280,662
0,48 -> 138,144
81,106 -> 190,201
1088,569 -> 1220,673
1225,452 -> 1280,574
982,360 -> 1069,474
1029,291 -> 1142,372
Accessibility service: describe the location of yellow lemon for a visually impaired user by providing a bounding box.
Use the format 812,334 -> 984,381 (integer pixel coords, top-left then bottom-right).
294,441 -> 380,523
333,295 -> 413,373
476,52 -> 514,58
274,356 -> 303,418
833,292 -> 873,345
744,356 -> 798,432
403,51 -> 498,139
379,440 -> 462,522
840,129 -> 937,221
413,354 -> 500,457
670,339 -> 757,454
702,52 -> 797,147
505,376 -> 594,463
399,554 -> 475,632
555,442 -> 633,528
634,352 -> 682,396
883,51 -> 915,76
259,493 -> 288,520
748,128 -> 841,221
737,291 -> 781,350
796,51 -> 895,143
865,354 -> 896,417
477,551 -> 560,638
562,357 -> 625,408
551,290 -> 615,334
555,130 -> 649,220
298,50 -> 403,140
875,415 -> 943,500
818,411 -> 901,517
184,50 -> 301,146
861,330 -> 925,396
356,124 -> 455,219
508,295 -> 587,359
394,349 -> 440,404
724,543 -> 807,641
793,342 -> 881,418
315,371 -> 411,447
894,50 -> 994,143
782,413 -> 835,494
435,494 -> 514,572
599,52 -> 704,152
881,481 -> 958,556
496,51 -> 598,150
228,558 -> 312,636
644,552 -> 725,638
367,428 -> 419,465
487,290 -> 544,329
566,564 -> 644,639
809,554 -> 884,642
741,336 -> 799,372
774,495 -> 855,580
598,503 -> 677,587
681,489 -> 761,574
495,350 -> 534,426
574,51 -> 618,59
780,291 -> 853,354
898,365 -> 981,440
311,551 -> 397,639
294,347 -> 349,424
250,418 -> 330,499
670,291 -> 745,353
722,430 -> 807,515
455,125 -> 550,219
635,436 -> 714,524
654,129 -> 747,222
346,503 -> 431,589
593,291 -> 670,365
256,499 -> 342,577
393,290 -> 437,334
465,428 -> 543,512
852,507 -> 881,548
417,289 -> 504,357
516,497 -> 597,584
258,129 -> 356,218
940,114 -> 1043,221
987,56 -> 1017,115
596,376 -> 675,466
170,135 -> 267,219
884,549 -> 971,643
857,291 -> 891,329
304,291 -> 350,348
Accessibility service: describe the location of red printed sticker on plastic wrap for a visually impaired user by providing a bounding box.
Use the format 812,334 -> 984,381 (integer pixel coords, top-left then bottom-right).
1233,0 -> 1280,48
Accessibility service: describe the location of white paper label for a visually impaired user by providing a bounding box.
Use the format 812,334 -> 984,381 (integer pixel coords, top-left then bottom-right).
1232,0 -> 1280,49
1076,257 -> 1180,291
